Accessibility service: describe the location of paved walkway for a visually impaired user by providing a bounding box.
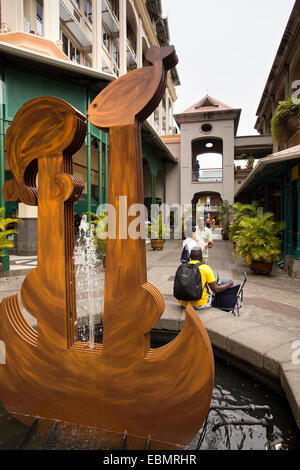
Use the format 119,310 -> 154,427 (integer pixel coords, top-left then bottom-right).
146,230 -> 300,429
0,229 -> 300,429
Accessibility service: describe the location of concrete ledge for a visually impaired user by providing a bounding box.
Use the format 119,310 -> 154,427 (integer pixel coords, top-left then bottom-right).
280,368 -> 300,428
153,301 -> 300,429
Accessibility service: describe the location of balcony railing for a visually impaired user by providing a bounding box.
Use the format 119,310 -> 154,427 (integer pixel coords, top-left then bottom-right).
192,169 -> 222,183
102,0 -> 119,32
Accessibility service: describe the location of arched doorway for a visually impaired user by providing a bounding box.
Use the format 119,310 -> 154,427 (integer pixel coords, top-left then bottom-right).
192,191 -> 223,224
192,137 -> 223,183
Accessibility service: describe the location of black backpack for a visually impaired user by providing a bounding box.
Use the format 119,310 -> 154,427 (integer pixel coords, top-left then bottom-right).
180,245 -> 190,263
173,262 -> 203,301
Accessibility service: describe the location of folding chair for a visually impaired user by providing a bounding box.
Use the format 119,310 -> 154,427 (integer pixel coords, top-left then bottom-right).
212,271 -> 247,317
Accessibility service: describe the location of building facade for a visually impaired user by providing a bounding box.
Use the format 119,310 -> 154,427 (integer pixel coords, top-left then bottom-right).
0,0 -> 180,271
236,0 -> 300,278
161,95 -> 272,221
0,0 -> 179,135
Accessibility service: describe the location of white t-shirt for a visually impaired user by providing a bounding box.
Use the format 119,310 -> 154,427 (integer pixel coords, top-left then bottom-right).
195,226 -> 212,259
183,237 -> 199,255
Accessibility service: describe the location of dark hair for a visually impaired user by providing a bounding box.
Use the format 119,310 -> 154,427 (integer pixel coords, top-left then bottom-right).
192,227 -> 196,233
190,248 -> 203,261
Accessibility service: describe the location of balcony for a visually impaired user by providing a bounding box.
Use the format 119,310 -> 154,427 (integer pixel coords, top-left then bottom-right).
192,169 -> 222,183
102,0 -> 120,33
60,0 -> 91,47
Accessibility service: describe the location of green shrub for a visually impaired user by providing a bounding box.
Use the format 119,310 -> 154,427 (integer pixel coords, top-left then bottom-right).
234,212 -> 283,265
0,207 -> 23,256
270,98 -> 300,144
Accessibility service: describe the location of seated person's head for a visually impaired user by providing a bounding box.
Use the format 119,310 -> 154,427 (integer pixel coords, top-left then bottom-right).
190,248 -> 203,262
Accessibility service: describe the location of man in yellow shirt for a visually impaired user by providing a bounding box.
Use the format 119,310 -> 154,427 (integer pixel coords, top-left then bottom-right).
179,248 -> 233,310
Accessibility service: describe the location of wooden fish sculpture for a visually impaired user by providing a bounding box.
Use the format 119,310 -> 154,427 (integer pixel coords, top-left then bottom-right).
0,46 -> 214,449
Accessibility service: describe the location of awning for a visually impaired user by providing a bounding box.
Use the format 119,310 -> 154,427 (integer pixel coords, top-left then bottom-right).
235,144 -> 300,197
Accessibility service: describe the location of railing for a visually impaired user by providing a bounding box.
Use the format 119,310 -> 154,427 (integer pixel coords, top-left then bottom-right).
192,169 -> 222,183
107,0 -> 119,21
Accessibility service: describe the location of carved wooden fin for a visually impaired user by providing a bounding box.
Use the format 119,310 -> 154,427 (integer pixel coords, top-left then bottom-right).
3,97 -> 86,206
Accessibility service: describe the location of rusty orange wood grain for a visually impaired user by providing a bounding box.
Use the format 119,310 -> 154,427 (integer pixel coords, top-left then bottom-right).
0,46 -> 214,449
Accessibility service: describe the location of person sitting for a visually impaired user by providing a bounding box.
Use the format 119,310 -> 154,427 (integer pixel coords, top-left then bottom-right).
179,248 -> 233,310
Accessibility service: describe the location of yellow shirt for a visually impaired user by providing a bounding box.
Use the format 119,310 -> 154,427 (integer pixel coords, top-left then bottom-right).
179,260 -> 216,307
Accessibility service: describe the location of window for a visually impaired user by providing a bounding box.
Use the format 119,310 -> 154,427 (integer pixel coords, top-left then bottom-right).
84,0 -> 92,25
73,9 -> 80,22
74,0 -> 80,8
61,31 -> 80,64
108,0 -> 119,20
62,32 -> 68,56
112,43 -> 119,68
201,123 -> 213,133
84,56 -> 92,68
127,22 -> 136,54
70,41 -> 80,63
36,0 -> 43,35
103,31 -> 110,51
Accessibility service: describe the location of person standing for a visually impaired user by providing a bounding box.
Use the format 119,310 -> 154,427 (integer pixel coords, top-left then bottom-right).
195,216 -> 214,263
194,160 -> 200,181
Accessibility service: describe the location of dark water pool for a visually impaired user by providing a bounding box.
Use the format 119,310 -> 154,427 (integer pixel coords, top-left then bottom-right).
0,330 -> 299,450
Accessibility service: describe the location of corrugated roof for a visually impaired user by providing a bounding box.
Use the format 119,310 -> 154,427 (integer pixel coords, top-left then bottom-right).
235,144 -> 300,197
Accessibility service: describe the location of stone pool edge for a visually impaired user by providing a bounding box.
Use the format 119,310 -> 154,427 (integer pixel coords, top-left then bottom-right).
153,304 -> 300,429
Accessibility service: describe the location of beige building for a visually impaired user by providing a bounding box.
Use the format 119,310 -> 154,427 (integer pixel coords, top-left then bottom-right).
161,95 -> 272,215
0,0 -> 179,135
0,0 -> 180,268
255,0 -> 300,150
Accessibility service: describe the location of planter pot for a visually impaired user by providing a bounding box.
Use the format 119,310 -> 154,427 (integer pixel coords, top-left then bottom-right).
151,239 -> 164,251
222,232 -> 229,240
250,260 -> 274,275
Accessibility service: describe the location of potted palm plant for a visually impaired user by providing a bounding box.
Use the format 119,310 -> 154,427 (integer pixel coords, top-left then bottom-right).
217,200 -> 232,240
0,207 -> 23,272
236,153 -> 255,170
148,213 -> 170,250
234,212 -> 283,274
229,201 -> 259,248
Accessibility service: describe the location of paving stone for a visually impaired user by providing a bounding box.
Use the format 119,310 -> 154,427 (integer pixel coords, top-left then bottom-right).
280,370 -> 300,428
227,326 -> 295,371
205,317 -> 259,351
264,341 -> 300,378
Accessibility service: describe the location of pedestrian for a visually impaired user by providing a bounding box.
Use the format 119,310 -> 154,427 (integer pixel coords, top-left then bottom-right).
177,248 -> 233,310
180,227 -> 208,262
194,160 -> 200,181
195,216 -> 214,263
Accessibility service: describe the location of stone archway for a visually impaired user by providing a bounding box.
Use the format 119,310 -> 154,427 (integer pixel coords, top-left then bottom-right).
192,137 -> 223,183
191,191 -> 223,224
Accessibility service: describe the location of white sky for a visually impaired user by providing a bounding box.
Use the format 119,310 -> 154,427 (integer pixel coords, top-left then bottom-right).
162,0 -> 295,136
